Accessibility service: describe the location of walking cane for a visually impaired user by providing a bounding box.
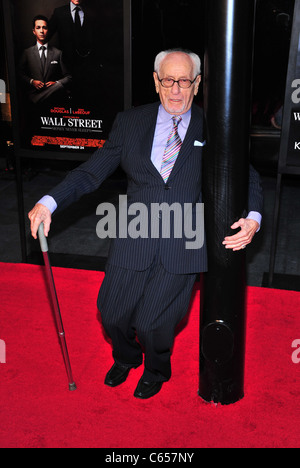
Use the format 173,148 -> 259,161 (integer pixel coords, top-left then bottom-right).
38,223 -> 77,391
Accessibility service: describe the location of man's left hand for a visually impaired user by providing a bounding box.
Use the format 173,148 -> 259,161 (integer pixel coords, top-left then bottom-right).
45,81 -> 56,88
222,218 -> 259,251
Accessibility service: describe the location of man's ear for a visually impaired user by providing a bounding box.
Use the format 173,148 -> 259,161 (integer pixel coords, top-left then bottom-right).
194,75 -> 202,96
153,72 -> 160,94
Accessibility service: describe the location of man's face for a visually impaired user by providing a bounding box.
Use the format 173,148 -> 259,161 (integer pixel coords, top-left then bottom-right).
153,52 -> 201,115
33,20 -> 48,44
71,0 -> 82,5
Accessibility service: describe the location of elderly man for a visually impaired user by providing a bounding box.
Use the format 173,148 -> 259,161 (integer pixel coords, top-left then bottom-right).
29,49 -> 263,399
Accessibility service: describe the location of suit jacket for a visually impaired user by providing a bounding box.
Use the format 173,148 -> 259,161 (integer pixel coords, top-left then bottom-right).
48,102 -> 263,274
49,5 -> 96,67
19,45 -> 71,98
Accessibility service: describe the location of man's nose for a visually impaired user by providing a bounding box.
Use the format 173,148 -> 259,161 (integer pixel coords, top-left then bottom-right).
171,82 -> 181,94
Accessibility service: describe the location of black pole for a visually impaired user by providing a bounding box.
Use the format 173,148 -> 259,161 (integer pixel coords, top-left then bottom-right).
200,0 -> 257,405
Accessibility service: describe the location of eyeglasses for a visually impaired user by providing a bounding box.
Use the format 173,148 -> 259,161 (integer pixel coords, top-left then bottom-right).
157,76 -> 199,89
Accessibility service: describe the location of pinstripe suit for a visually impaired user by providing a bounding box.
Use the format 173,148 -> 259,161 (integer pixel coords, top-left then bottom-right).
48,101 -> 263,381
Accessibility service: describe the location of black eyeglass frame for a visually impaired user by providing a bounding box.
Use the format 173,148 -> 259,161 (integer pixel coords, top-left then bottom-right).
157,75 -> 199,89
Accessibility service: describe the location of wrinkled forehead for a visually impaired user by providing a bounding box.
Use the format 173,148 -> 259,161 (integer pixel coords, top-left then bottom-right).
159,52 -> 195,78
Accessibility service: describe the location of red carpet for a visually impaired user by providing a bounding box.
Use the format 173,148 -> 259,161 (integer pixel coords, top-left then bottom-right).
0,262 -> 299,448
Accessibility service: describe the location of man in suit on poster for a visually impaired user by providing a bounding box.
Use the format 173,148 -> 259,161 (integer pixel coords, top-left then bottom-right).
28,49 -> 263,400
19,16 -> 71,106
48,0 -> 102,104
49,0 -> 94,66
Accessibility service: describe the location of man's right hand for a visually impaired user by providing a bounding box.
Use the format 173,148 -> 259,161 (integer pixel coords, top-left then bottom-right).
28,203 -> 52,239
32,80 -> 45,90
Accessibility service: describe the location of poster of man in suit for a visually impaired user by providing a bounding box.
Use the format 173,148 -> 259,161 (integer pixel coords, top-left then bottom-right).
19,16 -> 72,106
12,0 -> 124,154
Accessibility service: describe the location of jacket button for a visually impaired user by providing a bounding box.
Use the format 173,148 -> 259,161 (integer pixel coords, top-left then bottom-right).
165,184 -> 171,190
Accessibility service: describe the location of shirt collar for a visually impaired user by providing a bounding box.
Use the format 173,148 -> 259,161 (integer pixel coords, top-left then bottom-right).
37,42 -> 48,49
71,2 -> 82,12
158,104 -> 191,128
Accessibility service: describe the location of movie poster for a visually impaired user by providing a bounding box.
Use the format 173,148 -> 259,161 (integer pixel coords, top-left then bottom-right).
286,31 -> 300,164
10,0 -> 124,155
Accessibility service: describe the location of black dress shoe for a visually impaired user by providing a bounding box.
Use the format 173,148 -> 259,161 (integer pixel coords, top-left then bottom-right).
104,363 -> 131,387
134,378 -> 163,399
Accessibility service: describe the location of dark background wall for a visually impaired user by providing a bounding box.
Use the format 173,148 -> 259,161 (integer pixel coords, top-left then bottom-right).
0,0 -> 296,138
131,0 -> 295,126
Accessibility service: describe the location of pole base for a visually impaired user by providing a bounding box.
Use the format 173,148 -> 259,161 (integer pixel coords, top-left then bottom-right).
198,389 -> 244,406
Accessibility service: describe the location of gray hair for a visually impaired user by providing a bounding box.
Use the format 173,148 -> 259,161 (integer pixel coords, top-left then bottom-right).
154,48 -> 201,78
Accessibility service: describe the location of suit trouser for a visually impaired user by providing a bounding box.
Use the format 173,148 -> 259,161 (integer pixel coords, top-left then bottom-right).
98,257 -> 197,382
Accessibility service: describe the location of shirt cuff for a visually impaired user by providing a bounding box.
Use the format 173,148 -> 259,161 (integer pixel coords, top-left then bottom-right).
37,195 -> 58,214
247,211 -> 262,232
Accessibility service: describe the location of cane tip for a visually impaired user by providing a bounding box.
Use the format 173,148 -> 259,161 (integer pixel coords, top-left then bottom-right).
69,383 -> 77,392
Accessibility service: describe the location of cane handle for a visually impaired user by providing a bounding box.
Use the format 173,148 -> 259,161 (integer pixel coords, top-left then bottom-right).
38,222 -> 49,253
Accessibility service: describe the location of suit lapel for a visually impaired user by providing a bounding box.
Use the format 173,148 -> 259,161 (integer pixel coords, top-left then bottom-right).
63,4 -> 74,29
139,102 -> 163,181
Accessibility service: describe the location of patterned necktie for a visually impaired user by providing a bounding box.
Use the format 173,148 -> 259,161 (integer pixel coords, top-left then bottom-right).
40,46 -> 46,78
160,116 -> 183,182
